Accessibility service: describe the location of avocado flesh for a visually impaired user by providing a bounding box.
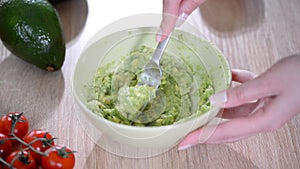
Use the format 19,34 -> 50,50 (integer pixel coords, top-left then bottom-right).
0,0 -> 65,71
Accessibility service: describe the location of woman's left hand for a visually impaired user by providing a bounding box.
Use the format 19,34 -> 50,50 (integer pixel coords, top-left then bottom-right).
178,54 -> 300,150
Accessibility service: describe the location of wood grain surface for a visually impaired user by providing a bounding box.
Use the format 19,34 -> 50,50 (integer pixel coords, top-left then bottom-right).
0,0 -> 299,168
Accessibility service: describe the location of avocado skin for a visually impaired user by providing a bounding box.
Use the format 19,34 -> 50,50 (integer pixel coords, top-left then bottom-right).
48,0 -> 64,5
0,0 -> 65,71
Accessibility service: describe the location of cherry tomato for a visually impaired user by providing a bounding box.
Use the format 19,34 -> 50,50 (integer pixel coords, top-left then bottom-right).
0,133 -> 12,159
0,112 -> 29,139
6,150 -> 37,169
23,129 -> 55,163
41,145 -> 75,169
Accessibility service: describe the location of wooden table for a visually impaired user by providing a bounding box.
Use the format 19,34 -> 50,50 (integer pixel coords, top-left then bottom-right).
1,0 -> 299,168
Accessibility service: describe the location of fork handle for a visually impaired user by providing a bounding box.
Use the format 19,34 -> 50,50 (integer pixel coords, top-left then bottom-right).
151,32 -> 172,64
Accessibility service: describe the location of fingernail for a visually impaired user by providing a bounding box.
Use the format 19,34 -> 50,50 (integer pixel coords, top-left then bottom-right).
156,28 -> 163,42
176,12 -> 189,27
178,144 -> 193,151
209,91 -> 227,107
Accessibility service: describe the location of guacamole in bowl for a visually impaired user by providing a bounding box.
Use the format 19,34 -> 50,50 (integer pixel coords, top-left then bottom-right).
87,45 -> 214,126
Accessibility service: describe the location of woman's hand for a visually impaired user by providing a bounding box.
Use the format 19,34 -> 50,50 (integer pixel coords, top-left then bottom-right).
178,54 -> 300,150
157,0 -> 206,41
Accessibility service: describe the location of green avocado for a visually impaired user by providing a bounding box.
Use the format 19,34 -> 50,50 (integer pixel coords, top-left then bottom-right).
0,0 -> 65,71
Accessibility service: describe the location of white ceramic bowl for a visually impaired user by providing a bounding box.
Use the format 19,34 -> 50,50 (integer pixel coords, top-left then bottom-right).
72,14 -> 231,152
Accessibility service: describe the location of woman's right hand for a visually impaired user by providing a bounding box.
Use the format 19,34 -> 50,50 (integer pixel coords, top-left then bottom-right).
157,0 -> 207,41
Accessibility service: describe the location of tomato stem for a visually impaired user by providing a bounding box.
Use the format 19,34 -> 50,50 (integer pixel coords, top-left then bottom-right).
12,135 -> 49,156
41,132 -> 57,147
6,113 -> 49,157
0,157 -> 13,169
0,137 -> 16,144
57,146 -> 77,158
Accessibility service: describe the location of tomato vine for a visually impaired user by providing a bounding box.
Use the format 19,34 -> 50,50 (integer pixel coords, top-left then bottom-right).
0,112 -> 76,169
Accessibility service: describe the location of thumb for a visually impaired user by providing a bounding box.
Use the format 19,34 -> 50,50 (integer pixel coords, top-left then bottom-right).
209,75 -> 277,108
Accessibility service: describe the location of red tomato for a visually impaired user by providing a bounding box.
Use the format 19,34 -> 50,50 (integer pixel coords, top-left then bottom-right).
0,112 -> 29,139
23,129 -> 55,163
6,150 -> 37,169
0,133 -> 12,159
41,145 -> 75,169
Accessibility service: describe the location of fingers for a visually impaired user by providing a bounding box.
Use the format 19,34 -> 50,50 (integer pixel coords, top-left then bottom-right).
231,69 -> 257,83
209,69 -> 259,108
178,116 -> 260,148
210,70 -> 278,108
221,97 -> 273,119
158,0 -> 206,41
178,94 -> 291,150
158,14 -> 178,41
219,69 -> 259,119
225,74 -> 278,108
162,0 -> 182,17
179,0 -> 207,14
221,101 -> 260,119
210,56 -> 300,109
158,0 -> 182,41
218,69 -> 261,118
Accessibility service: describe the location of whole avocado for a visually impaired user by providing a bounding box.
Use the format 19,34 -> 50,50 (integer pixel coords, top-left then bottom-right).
0,0 -> 65,71
48,0 -> 64,4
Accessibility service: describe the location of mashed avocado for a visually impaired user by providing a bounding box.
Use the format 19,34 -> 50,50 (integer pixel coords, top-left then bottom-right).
116,85 -> 156,122
87,46 -> 214,126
